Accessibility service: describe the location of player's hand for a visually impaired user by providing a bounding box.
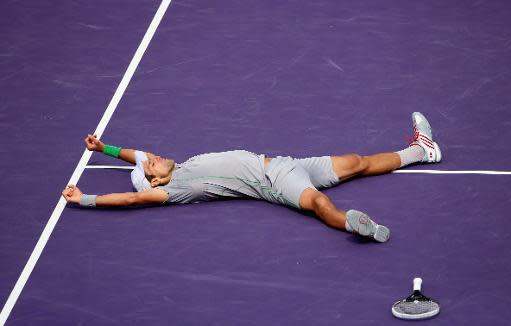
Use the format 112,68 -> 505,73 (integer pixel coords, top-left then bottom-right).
84,134 -> 104,152
62,185 -> 83,204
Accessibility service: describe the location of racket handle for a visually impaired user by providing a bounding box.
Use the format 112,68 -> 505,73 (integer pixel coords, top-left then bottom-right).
413,278 -> 422,291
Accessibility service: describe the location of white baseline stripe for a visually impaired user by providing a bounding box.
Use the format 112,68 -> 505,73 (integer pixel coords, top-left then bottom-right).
86,165 -> 135,170
83,165 -> 511,175
0,1 -> 172,325
393,169 -> 511,175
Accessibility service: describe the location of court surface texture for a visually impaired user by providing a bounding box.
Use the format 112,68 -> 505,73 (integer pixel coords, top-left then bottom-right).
1,0 -> 510,325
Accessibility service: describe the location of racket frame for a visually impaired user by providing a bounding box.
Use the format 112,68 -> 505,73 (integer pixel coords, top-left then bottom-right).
391,278 -> 440,320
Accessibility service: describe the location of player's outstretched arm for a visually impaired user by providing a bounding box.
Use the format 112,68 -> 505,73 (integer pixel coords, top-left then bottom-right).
84,134 -> 159,165
62,185 -> 169,207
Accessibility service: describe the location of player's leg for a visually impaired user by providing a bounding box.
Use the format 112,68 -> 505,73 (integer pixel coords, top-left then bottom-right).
298,188 -> 347,230
265,157 -> 390,242
331,112 -> 441,182
298,188 -> 390,242
330,152 -> 400,181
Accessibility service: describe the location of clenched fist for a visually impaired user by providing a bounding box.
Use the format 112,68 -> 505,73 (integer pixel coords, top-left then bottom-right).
62,185 -> 83,204
84,134 -> 104,152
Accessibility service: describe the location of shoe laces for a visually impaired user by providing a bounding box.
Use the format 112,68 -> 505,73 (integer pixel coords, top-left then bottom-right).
407,126 -> 420,147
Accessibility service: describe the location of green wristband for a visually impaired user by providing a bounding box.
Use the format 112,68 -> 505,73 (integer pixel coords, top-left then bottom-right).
103,144 -> 122,158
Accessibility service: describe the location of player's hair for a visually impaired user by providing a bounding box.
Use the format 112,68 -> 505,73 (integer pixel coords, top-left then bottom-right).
145,161 -> 175,185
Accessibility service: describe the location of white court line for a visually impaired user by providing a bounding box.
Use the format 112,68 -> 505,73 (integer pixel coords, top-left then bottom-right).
0,1 -> 172,325
392,169 -> 511,175
86,165 -> 136,170
83,165 -> 511,175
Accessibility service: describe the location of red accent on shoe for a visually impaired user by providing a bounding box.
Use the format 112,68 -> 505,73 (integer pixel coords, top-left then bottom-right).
420,135 -> 434,147
407,129 -> 420,146
408,126 -> 434,149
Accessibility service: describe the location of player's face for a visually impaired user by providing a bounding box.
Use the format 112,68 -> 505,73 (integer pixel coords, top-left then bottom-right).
143,156 -> 174,178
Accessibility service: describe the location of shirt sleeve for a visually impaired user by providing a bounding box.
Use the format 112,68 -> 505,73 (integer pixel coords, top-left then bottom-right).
130,151 -> 152,192
156,182 -> 194,205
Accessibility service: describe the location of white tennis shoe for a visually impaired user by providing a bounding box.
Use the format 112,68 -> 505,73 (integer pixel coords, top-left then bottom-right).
410,112 -> 442,163
346,209 -> 390,243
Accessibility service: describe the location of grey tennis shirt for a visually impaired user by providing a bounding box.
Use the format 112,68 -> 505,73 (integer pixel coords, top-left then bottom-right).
131,150 -> 339,209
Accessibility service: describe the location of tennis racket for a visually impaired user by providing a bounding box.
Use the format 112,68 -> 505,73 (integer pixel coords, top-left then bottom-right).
391,278 -> 440,320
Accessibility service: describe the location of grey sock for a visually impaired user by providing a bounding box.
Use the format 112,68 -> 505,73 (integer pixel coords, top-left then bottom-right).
396,146 -> 425,167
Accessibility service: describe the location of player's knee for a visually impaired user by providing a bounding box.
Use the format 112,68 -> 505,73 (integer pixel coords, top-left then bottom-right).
312,194 -> 331,211
299,188 -> 328,211
353,154 -> 369,174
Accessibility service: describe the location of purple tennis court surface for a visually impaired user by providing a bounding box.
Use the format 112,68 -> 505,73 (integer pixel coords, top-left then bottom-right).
1,0 -> 510,325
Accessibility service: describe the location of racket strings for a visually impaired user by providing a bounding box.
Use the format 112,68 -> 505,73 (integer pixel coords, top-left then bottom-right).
393,299 -> 439,315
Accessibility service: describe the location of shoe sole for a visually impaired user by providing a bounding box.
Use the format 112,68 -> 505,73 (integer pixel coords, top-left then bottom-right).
346,210 -> 390,243
433,142 -> 442,162
374,225 -> 390,243
424,141 -> 442,163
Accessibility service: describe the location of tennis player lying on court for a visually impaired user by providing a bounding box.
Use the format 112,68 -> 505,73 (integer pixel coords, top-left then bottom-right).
62,112 -> 441,243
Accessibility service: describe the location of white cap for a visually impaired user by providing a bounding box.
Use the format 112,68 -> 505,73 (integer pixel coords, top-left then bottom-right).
413,278 -> 423,291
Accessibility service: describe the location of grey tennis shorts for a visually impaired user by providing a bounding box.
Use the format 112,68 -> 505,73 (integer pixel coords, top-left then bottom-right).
263,156 -> 340,209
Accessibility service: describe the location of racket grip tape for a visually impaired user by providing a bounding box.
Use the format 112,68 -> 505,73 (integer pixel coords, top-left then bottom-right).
413,278 -> 422,291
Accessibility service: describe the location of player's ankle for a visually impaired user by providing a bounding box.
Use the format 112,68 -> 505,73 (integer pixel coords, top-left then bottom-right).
396,146 -> 425,167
